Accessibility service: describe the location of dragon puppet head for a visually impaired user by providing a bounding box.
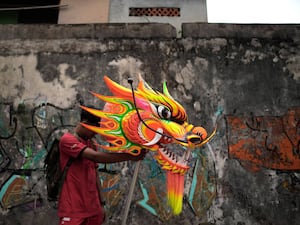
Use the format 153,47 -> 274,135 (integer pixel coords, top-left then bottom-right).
81,75 -> 215,215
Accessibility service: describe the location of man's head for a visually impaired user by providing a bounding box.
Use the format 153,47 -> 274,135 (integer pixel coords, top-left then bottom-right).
80,105 -> 101,127
78,105 -> 101,139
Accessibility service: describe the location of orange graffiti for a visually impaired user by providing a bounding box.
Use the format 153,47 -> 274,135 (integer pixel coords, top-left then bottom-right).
1,175 -> 35,209
191,174 -> 216,217
147,184 -> 173,221
100,173 -> 122,209
226,108 -> 300,172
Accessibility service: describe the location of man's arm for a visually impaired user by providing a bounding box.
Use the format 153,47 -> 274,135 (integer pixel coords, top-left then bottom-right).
81,147 -> 147,163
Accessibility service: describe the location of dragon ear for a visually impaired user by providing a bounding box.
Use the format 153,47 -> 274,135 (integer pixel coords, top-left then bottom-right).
163,81 -> 174,100
137,73 -> 156,94
138,73 -> 144,83
103,75 -> 133,100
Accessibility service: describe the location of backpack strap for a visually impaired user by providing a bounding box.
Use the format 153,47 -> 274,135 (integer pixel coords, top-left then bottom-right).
57,131 -> 80,199
58,157 -> 74,198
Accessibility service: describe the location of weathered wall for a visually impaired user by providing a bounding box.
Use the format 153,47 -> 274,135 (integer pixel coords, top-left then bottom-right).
0,23 -> 299,225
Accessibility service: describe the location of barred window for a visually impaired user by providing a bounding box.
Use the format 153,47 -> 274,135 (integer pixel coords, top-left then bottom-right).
129,7 -> 180,17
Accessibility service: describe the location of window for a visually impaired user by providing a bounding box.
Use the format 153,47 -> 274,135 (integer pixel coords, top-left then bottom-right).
129,7 -> 180,17
0,0 -> 61,24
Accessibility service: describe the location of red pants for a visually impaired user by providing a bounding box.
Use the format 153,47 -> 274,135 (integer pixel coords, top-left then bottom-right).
59,214 -> 104,225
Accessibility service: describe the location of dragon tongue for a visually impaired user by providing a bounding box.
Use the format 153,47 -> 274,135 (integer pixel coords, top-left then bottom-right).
166,171 -> 185,215
163,147 -> 191,214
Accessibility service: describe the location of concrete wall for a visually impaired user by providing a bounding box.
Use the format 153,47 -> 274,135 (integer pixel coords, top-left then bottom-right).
0,23 -> 299,225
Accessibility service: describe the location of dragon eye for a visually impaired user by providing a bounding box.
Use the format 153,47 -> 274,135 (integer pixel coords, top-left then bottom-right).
157,105 -> 171,120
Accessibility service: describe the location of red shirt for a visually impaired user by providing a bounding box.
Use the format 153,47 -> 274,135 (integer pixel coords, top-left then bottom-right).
58,132 -> 103,218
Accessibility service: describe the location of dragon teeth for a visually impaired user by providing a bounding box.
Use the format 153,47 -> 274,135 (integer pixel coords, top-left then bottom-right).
160,147 -> 182,164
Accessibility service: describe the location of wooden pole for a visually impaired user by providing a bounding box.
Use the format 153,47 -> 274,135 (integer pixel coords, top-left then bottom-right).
121,160 -> 141,225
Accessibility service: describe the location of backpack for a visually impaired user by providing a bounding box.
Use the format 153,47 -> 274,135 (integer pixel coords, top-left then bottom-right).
44,137 -> 74,201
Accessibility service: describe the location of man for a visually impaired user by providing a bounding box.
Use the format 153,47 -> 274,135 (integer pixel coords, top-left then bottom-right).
58,106 -> 147,225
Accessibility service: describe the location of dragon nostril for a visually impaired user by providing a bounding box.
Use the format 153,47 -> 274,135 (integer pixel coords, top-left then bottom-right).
192,127 -> 207,140
189,137 -> 202,143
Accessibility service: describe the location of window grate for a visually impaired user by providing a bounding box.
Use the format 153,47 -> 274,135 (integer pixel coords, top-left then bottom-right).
129,7 -> 180,17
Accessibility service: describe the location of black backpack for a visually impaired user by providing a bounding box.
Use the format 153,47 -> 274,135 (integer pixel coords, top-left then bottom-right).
44,137 -> 74,201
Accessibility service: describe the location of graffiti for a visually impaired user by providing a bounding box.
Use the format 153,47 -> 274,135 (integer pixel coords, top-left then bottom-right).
226,107 -> 300,172
99,164 -> 123,218
138,158 -> 172,221
0,100 -> 218,220
137,150 -> 217,221
0,101 -> 78,211
139,181 -> 174,221
188,148 -> 217,217
0,174 -> 39,209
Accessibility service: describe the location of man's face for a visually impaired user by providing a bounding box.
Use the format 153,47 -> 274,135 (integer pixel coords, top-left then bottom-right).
82,120 -> 98,138
84,128 -> 96,139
